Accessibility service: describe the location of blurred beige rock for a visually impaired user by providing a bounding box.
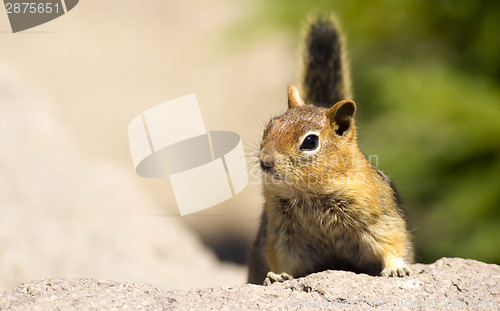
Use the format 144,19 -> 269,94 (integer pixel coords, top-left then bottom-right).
0,0 -> 295,250
0,64 -> 246,292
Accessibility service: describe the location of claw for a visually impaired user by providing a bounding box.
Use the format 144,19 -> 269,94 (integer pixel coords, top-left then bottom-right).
381,265 -> 410,277
263,271 -> 294,285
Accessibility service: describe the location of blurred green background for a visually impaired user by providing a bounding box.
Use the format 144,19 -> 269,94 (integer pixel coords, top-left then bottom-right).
239,0 -> 500,264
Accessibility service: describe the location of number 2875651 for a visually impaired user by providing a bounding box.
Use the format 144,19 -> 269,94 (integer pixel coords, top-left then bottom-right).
5,2 -> 60,14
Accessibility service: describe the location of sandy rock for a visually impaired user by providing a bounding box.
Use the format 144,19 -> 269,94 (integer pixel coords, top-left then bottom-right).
0,258 -> 498,310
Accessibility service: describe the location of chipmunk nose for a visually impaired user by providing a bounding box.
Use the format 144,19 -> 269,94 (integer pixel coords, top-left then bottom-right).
260,159 -> 274,170
259,154 -> 275,172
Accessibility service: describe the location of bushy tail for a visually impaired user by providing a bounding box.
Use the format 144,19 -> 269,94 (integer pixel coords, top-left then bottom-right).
301,14 -> 352,108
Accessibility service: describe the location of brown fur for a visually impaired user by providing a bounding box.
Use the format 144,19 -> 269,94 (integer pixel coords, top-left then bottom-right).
247,14 -> 413,285
248,87 -> 413,284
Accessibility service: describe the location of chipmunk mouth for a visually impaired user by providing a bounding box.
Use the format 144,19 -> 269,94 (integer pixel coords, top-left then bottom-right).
261,168 -> 284,180
270,172 -> 284,180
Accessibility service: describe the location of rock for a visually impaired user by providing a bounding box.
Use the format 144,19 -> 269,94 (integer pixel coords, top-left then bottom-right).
0,258 -> 498,310
0,64 -> 245,292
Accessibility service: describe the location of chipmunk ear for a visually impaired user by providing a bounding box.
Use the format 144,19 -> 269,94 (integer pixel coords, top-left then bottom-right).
327,100 -> 356,136
287,83 -> 305,108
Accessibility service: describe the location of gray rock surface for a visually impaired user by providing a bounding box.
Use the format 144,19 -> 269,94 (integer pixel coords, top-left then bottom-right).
0,258 -> 498,310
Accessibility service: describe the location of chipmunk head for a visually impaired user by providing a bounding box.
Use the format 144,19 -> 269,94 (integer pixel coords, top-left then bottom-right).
259,84 -> 358,193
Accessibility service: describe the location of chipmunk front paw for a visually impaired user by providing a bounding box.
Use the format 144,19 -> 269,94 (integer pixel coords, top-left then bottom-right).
380,255 -> 411,277
263,271 -> 294,285
381,265 -> 410,277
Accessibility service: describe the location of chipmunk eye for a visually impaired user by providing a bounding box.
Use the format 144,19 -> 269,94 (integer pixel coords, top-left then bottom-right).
300,134 -> 319,151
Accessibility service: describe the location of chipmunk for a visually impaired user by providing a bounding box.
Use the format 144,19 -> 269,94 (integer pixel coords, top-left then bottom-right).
247,14 -> 413,285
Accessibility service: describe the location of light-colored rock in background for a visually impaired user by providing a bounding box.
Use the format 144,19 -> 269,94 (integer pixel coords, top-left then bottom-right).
0,64 -> 246,292
0,0 -> 296,245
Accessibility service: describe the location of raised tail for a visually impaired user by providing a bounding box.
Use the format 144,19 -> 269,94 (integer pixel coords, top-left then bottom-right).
301,14 -> 352,108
